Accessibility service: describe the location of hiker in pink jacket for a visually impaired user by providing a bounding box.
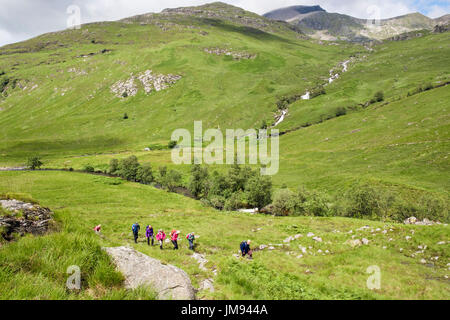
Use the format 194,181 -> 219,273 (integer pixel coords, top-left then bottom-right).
156,230 -> 166,250
170,230 -> 180,250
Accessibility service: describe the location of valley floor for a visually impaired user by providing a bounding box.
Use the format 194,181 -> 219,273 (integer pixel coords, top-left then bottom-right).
0,171 -> 448,300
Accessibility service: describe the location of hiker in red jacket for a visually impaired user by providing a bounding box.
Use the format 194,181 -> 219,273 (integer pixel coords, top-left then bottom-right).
170,229 -> 180,250
93,224 -> 101,234
156,230 -> 166,250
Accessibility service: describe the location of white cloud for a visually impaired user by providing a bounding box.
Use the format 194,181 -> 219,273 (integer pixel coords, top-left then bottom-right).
426,5 -> 449,18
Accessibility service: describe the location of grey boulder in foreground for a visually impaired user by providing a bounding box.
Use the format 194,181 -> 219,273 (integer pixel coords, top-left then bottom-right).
103,246 -> 195,300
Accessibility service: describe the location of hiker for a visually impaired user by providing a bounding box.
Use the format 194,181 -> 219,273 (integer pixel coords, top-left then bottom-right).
93,224 -> 101,234
146,225 -> 154,246
170,229 -> 180,250
156,229 -> 166,250
240,240 -> 253,259
132,222 -> 140,243
186,232 -> 195,251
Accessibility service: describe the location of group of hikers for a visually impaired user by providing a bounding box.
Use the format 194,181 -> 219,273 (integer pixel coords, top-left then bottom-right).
131,222 -> 196,251
94,223 -> 253,258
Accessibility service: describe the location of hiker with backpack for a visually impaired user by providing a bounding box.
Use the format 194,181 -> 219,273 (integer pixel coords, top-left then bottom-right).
156,229 -> 166,250
240,240 -> 253,259
132,222 -> 140,243
170,229 -> 180,250
186,232 -> 195,251
146,225 -> 154,246
93,224 -> 101,234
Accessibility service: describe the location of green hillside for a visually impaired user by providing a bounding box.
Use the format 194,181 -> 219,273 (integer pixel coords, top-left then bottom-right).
0,171 -> 448,300
0,2 -> 357,163
0,2 -> 449,301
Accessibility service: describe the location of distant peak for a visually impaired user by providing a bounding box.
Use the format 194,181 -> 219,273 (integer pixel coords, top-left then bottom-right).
264,5 -> 326,20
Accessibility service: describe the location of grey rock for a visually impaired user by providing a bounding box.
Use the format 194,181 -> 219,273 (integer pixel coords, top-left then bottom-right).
103,246 -> 195,300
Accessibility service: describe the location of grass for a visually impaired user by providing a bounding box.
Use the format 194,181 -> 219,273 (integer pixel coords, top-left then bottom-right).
0,2 -> 448,300
0,170 -> 448,300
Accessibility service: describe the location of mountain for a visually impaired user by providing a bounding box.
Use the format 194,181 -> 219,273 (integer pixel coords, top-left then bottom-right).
435,14 -> 450,25
0,1 -> 449,301
264,5 -> 440,41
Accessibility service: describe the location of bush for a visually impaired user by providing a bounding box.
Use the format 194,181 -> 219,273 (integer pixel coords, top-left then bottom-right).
371,91 -> 384,103
335,107 -> 347,117
0,77 -> 10,93
224,191 -> 246,211
310,85 -> 326,98
136,164 -> 153,185
207,171 -> 231,198
272,189 -> 298,216
343,184 -> 385,219
168,140 -> 177,149
209,196 -> 226,210
26,156 -> 43,170
109,159 -> 119,175
246,174 -> 272,210
118,156 -> 140,181
83,165 -> 95,173
260,120 -> 268,130
306,191 -> 330,217
161,170 -> 182,192
188,165 -> 209,199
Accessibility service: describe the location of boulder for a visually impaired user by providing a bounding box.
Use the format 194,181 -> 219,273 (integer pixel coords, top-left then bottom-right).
103,246 -> 195,300
347,239 -> 362,247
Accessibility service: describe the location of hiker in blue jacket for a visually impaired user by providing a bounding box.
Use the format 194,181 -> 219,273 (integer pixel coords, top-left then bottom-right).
132,222 -> 140,243
240,240 -> 252,259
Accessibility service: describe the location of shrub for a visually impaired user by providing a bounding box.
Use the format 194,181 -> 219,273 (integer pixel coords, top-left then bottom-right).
224,191 -> 246,211
310,85 -> 326,98
83,165 -> 95,173
161,170 -> 182,192
26,156 -> 43,170
373,91 -> 384,103
343,184 -> 385,219
272,189 -> 298,216
208,171 -> 231,198
168,140 -> 177,149
158,166 -> 167,179
0,77 -> 10,93
136,164 -> 154,185
260,120 -> 268,130
188,165 -> 209,199
209,196 -> 226,210
306,191 -> 330,217
335,107 -> 347,117
246,174 -> 272,210
118,155 -> 140,181
109,159 -> 119,175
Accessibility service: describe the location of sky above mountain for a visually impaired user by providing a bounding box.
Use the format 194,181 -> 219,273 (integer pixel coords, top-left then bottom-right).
0,0 -> 449,46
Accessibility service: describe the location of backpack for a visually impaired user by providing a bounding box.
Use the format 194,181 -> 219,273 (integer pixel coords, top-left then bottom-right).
132,224 -> 139,233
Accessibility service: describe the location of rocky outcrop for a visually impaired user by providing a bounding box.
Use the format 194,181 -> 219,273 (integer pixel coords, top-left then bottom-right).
111,76 -> 138,98
404,216 -> 440,226
111,70 -> 182,98
0,199 -> 54,241
204,48 -> 256,60
433,24 -> 449,33
103,246 -> 195,300
137,70 -> 182,94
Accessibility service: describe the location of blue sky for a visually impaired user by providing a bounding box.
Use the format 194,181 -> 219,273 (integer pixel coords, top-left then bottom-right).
0,0 -> 449,46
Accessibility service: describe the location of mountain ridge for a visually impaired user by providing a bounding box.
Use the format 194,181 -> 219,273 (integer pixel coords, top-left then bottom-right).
264,5 -> 445,42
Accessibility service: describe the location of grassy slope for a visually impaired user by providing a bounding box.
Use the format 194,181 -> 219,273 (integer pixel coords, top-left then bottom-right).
0,171 -> 448,300
0,11 -> 356,163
